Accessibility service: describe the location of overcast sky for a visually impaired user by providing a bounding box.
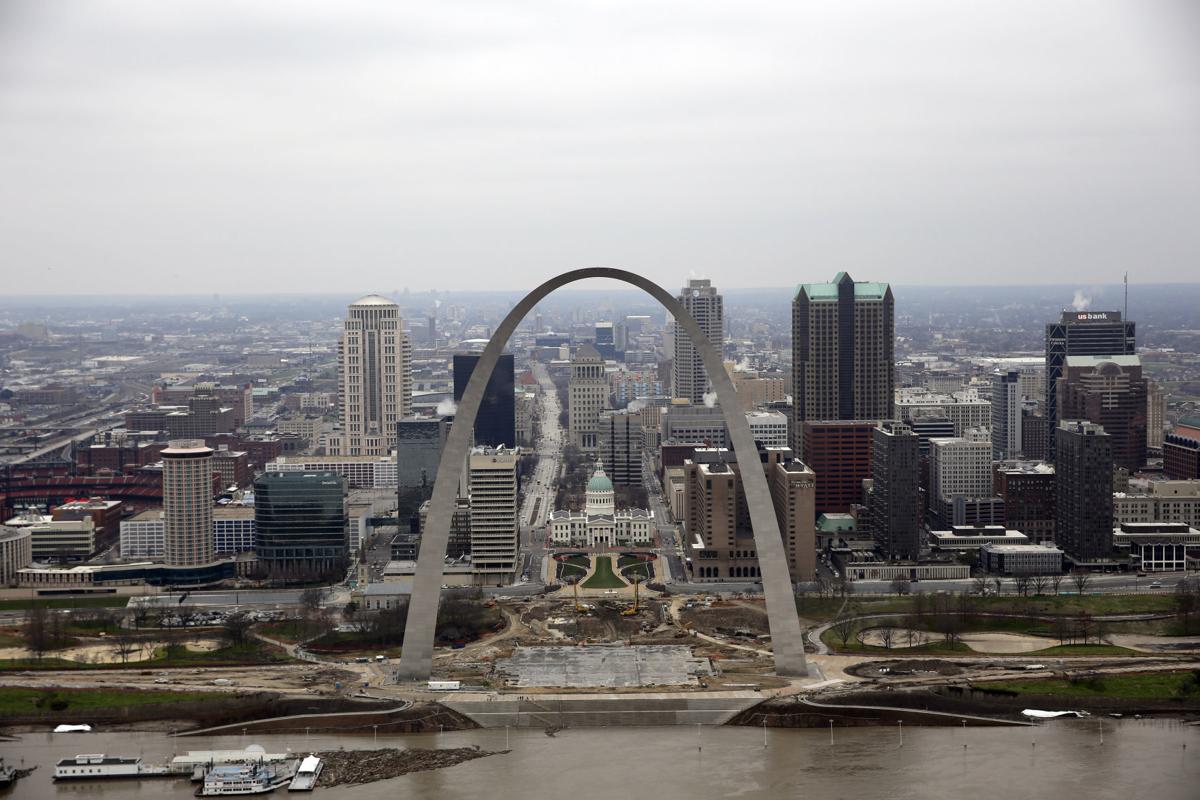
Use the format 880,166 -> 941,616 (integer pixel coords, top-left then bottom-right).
1,1 -> 1197,295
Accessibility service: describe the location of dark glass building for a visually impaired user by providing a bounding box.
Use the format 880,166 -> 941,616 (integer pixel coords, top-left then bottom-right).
453,353 -> 515,448
1055,420 -> 1114,563
396,416 -> 453,489
867,421 -> 920,560
1044,311 -> 1135,460
253,471 -> 347,581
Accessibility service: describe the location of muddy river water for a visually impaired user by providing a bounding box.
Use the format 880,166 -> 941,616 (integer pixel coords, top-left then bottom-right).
4,719 -> 1197,799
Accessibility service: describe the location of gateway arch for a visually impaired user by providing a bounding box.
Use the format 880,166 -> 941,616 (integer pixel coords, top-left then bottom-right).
395,268 -> 808,680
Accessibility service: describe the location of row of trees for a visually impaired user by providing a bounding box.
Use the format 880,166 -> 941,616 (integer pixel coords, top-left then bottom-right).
827,589 -> 1116,650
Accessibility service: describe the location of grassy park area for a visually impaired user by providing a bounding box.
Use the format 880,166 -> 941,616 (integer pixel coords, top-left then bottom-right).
0,686 -> 214,716
978,670 -> 1200,699
581,556 -> 626,589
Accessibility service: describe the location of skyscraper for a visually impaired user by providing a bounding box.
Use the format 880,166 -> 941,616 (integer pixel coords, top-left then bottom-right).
792,272 -> 894,453
867,421 -> 920,560
991,370 -> 1023,459
162,439 -> 214,567
1147,380 -> 1165,451
598,410 -> 641,487
335,294 -> 413,457
469,446 -> 518,585
396,416 -> 453,489
253,471 -> 348,581
673,278 -> 724,403
453,353 -> 515,448
1055,420 -> 1114,563
569,344 -> 607,451
1045,310 -> 1135,460
1057,355 -> 1147,472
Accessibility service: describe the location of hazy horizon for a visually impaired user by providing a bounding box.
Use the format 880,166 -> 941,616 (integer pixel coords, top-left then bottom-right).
2,1 -> 1197,294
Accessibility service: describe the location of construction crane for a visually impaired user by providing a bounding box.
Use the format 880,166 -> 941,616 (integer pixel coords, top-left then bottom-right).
621,574 -> 642,616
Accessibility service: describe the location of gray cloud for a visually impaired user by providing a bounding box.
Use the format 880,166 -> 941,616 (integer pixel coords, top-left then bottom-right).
1,0 -> 1197,293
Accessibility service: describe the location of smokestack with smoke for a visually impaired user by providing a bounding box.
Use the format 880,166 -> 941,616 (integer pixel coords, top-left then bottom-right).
436,398 -> 458,416
627,398 -> 647,413
1071,290 -> 1092,312
702,391 -> 718,409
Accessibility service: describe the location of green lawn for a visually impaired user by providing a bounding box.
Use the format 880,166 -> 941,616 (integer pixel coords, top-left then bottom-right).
582,556 -> 627,589
0,597 -> 130,611
978,670 -> 1199,699
618,557 -> 652,582
556,555 -> 591,582
0,687 -> 213,715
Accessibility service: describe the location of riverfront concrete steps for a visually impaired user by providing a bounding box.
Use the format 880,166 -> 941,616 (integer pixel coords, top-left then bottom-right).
442,692 -> 763,728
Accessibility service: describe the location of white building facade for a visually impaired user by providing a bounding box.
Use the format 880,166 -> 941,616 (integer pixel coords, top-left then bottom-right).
549,464 -> 653,548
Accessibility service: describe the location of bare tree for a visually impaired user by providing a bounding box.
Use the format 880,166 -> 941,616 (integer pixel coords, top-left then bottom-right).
992,577 -> 1004,596
1050,574 -> 1065,595
111,633 -> 139,664
300,588 -> 324,615
830,614 -> 858,649
879,626 -> 896,649
1031,575 -> 1049,596
1014,575 -> 1031,597
222,612 -> 255,646
131,604 -> 153,630
890,577 -> 911,596
24,605 -> 50,661
1072,570 -> 1092,596
971,575 -> 990,596
1174,578 -> 1200,635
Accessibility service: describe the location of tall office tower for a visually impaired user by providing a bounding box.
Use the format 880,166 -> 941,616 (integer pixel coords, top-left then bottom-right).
568,344 -> 607,451
928,428 -> 994,526
1021,409 -> 1048,460
991,370 -> 1023,459
1147,380 -> 1165,451
673,278 -> 724,403
396,417 -> 453,489
468,446 -> 518,585
1045,310 -> 1135,460
1055,420 -> 1114,563
1057,355 -> 1147,472
867,421 -> 921,560
598,410 -> 641,487
792,272 -> 894,453
802,420 -> 876,516
682,447 -> 815,581
453,353 -> 515,448
594,322 -> 616,360
161,440 -> 215,567
994,460 -> 1056,543
336,295 -> 413,456
253,471 -> 348,580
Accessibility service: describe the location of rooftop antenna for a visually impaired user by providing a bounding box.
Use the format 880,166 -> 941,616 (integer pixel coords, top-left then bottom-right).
1123,271 -> 1128,320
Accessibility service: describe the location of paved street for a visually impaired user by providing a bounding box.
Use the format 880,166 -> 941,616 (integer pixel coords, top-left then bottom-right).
515,361 -> 562,585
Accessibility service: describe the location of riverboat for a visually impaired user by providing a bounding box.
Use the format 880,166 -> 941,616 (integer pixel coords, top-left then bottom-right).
197,763 -> 292,796
54,754 -> 170,781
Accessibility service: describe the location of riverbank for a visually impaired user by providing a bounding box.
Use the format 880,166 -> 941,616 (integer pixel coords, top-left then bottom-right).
0,687 -> 396,732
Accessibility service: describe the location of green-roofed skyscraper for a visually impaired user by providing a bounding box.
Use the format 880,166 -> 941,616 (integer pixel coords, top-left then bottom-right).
792,272 -> 894,455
